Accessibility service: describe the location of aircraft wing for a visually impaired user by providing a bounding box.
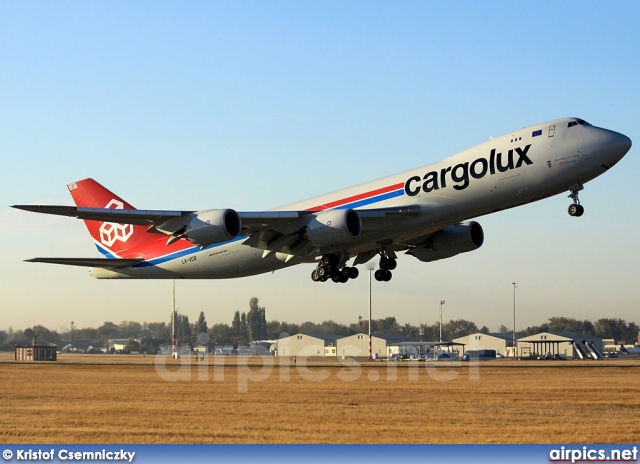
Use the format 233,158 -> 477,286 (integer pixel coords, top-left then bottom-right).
12,205 -> 188,225
239,206 -> 422,257
25,257 -> 143,269
12,203 -> 423,259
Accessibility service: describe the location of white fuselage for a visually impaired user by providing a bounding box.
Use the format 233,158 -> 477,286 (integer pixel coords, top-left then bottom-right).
90,118 -> 631,279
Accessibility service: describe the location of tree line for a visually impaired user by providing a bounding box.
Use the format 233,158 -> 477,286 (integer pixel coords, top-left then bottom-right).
1,297 -> 637,351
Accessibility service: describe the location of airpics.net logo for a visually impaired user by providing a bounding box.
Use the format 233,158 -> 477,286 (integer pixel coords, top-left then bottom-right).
549,446 -> 638,463
99,199 -> 134,247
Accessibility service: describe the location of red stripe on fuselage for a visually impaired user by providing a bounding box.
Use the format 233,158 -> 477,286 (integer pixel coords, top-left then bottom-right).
304,182 -> 404,212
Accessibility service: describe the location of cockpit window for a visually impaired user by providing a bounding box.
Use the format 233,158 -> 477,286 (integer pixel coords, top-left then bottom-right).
568,119 -> 589,128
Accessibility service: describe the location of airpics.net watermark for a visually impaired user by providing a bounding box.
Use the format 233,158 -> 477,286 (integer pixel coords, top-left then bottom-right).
154,333 -> 480,393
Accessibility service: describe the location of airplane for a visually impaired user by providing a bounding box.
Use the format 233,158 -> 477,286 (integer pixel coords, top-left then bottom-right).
619,344 -> 640,355
13,117 -> 631,283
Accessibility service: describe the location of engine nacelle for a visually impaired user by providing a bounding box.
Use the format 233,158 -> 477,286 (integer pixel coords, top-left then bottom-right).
408,221 -> 484,262
306,209 -> 362,247
158,209 -> 242,247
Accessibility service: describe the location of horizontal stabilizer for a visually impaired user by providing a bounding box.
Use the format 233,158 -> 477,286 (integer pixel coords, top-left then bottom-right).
25,257 -> 143,269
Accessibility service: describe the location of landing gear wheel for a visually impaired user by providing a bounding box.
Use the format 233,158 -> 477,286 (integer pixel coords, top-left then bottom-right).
321,255 -> 338,266
311,269 -> 320,282
568,204 -> 579,217
568,204 -> 585,217
374,269 -> 392,282
316,265 -> 327,278
348,267 -> 359,279
331,273 -> 342,283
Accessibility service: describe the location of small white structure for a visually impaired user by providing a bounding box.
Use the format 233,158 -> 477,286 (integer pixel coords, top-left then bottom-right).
108,338 -> 141,352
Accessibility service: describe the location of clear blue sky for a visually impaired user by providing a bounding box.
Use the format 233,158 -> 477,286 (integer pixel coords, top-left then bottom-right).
2,1 -> 638,334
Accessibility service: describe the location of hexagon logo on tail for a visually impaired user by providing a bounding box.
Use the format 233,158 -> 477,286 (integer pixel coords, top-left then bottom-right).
99,199 -> 134,247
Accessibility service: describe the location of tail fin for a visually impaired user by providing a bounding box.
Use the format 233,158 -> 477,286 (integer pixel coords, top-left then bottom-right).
68,178 -> 159,258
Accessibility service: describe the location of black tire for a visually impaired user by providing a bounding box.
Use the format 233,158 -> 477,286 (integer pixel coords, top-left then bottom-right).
341,267 -> 351,278
568,204 -> 579,216
348,267 -> 359,279
379,257 -> 390,270
576,205 -> 584,217
321,256 -> 332,266
331,273 -> 342,283
374,269 -> 385,281
339,273 -> 349,283
311,269 -> 320,281
387,259 -> 397,270
383,270 -> 392,282
316,265 -> 327,278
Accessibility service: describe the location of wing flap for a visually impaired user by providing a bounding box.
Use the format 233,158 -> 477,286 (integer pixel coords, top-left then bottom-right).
25,257 -> 143,269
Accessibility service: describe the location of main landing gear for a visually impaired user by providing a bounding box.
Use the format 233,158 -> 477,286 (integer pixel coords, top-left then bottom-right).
374,253 -> 397,282
311,254 -> 359,283
310,251 -> 398,283
567,183 -> 585,217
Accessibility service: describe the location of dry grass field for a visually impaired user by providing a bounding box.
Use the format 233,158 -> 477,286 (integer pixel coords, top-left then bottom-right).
1,353 -> 639,444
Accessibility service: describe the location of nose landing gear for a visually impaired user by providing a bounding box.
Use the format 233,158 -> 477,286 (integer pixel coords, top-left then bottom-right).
568,183 -> 585,217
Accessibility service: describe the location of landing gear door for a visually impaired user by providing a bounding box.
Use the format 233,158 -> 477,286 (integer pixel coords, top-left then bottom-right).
548,125 -> 555,137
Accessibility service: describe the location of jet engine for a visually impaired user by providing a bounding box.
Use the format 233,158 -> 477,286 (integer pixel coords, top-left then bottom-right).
408,221 -> 484,262
306,209 -> 362,247
158,209 -> 242,247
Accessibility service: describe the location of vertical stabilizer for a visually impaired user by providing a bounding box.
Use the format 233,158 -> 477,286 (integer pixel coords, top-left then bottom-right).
67,178 -> 158,258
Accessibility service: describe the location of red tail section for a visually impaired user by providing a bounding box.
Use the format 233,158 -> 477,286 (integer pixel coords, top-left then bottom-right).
67,178 -> 165,258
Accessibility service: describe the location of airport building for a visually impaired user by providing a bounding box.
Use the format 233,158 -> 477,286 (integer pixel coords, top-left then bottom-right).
271,331 -> 606,360
15,344 -> 57,361
336,333 -> 413,359
277,333 -> 342,357
452,333 -> 516,357
518,332 -> 604,359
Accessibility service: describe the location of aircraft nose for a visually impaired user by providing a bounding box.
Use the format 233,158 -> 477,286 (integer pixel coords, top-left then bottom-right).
613,132 -> 632,159
599,129 -> 632,162
619,133 -> 632,153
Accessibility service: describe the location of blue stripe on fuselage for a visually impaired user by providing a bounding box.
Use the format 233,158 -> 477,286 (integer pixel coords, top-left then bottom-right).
94,237 -> 245,268
336,189 -> 404,209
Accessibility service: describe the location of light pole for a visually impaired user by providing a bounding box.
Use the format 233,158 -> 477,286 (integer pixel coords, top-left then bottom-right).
512,282 -> 517,358
439,300 -> 445,342
368,269 -> 372,360
70,321 -> 74,351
